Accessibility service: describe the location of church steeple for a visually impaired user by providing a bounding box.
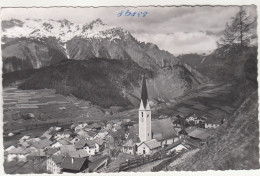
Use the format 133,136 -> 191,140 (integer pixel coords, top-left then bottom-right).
139,75 -> 151,142
141,76 -> 148,108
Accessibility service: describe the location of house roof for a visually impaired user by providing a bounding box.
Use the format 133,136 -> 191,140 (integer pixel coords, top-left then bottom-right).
88,156 -> 109,172
93,138 -> 105,146
142,139 -> 161,150
41,134 -> 52,140
61,156 -> 88,171
58,139 -> 71,145
185,126 -> 197,134
127,124 -> 140,143
75,140 -> 87,149
90,122 -> 102,129
87,131 -> 97,137
30,149 -> 46,156
32,139 -> 53,149
107,129 -> 125,139
188,128 -> 214,140
20,141 -> 31,148
50,155 -> 64,166
8,147 -> 31,154
151,118 -> 178,141
122,139 -> 136,147
68,150 -> 89,158
86,140 -> 96,148
49,130 -> 58,136
46,148 -> 60,155
60,145 -> 76,154
165,139 -> 185,151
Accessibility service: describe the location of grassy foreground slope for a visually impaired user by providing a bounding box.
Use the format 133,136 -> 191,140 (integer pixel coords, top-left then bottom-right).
171,91 -> 259,170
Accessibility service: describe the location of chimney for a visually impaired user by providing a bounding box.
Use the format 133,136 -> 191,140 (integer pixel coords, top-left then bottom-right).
71,157 -> 74,164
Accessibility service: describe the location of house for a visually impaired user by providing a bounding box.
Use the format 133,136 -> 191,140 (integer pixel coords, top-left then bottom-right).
127,119 -> 179,148
89,122 -> 102,130
5,145 -> 16,152
19,141 -> 32,148
75,140 -> 88,150
47,155 -> 64,173
165,139 -> 188,154
75,123 -> 89,132
68,150 -> 89,158
27,137 -> 41,143
106,122 -> 114,130
95,130 -> 108,139
71,136 -> 83,144
29,149 -> 46,157
45,148 -> 60,156
205,118 -> 221,128
112,125 -> 122,132
7,147 -> 31,162
151,118 -> 179,147
122,139 -> 136,155
87,131 -> 98,140
84,140 -> 97,156
172,120 -> 181,127
54,131 -> 73,140
61,155 -> 88,173
51,139 -> 71,148
75,140 -> 96,156
31,139 -> 53,150
93,138 -> 105,152
194,116 -> 206,124
186,114 -> 197,123
120,121 -> 135,130
188,128 -> 214,144
41,133 -> 53,140
88,156 -> 109,173
60,145 -> 76,155
19,135 -> 31,143
185,126 -> 197,134
137,139 -> 161,155
105,129 -> 125,146
77,130 -> 90,137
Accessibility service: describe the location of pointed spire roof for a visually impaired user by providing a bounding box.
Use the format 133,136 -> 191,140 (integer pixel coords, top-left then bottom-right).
141,76 -> 148,108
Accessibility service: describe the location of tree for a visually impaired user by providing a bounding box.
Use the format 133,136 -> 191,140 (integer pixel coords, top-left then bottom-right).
217,7 -> 256,49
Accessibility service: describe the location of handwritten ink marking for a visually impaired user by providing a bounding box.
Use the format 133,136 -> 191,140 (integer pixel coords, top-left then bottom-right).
117,10 -> 148,18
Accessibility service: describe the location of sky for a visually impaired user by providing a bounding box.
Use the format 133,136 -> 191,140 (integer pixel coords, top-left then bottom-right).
1,6 -> 257,55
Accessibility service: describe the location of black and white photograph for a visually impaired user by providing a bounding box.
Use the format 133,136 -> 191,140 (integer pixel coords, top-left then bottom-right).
1,3 -> 259,174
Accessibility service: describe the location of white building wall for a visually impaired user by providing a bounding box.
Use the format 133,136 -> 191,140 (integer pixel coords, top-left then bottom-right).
95,143 -> 100,153
139,101 -> 151,142
137,143 -> 151,155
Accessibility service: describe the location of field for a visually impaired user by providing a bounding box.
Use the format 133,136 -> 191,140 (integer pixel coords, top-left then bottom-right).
113,83 -> 236,122
3,87 -> 111,148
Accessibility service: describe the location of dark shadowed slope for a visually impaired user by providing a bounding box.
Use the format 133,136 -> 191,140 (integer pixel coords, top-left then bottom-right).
3,58 -> 204,108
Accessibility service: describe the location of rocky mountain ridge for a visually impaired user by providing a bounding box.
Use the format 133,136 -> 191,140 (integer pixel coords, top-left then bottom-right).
2,18 -> 179,71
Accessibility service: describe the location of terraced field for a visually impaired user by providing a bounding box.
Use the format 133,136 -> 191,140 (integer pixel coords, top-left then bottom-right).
114,83 -> 236,122
3,87 -> 110,147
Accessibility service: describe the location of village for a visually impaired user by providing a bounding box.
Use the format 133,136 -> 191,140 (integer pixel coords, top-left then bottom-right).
4,77 -> 224,174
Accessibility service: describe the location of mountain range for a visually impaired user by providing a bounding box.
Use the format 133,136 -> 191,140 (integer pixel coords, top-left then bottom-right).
2,18 -> 205,108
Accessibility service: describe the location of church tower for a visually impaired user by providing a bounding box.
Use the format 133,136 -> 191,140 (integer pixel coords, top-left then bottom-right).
139,76 -> 152,142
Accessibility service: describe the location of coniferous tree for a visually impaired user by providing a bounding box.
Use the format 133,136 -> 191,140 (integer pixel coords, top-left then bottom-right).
217,7 -> 256,49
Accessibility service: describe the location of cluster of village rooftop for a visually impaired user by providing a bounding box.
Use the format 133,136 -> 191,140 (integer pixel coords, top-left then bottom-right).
4,113 -> 223,173
4,77 -> 224,173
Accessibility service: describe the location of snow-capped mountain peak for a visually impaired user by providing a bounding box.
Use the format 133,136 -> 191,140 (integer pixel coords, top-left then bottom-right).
2,18 -> 128,42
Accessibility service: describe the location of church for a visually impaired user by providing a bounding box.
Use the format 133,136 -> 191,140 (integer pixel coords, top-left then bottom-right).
122,76 -> 179,155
